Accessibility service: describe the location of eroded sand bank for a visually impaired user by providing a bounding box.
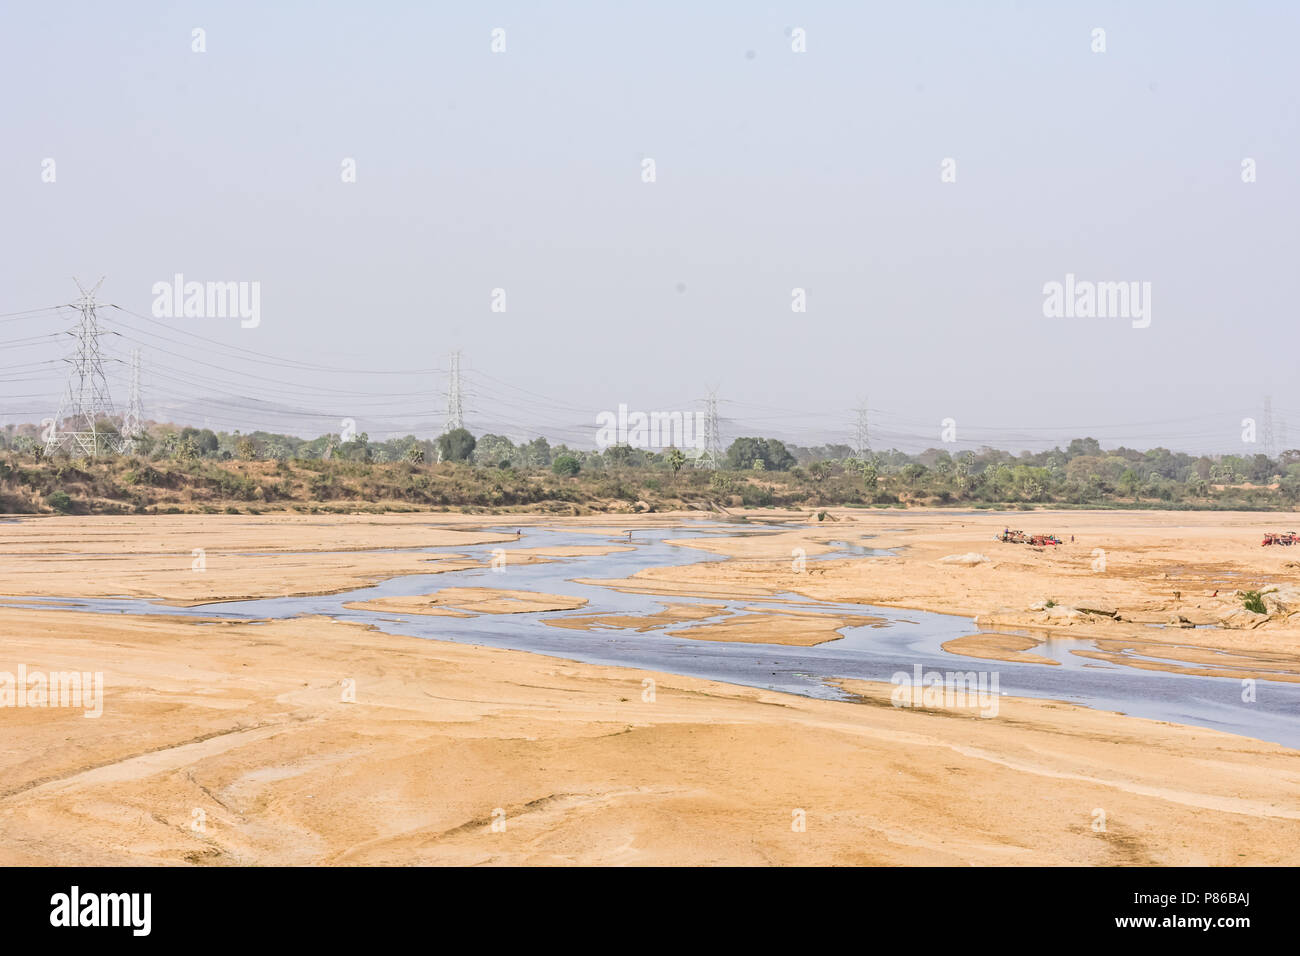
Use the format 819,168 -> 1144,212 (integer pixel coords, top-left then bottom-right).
345,587 -> 588,617
1,606 -> 1297,866
580,508 -> 1300,671
2,509 -> 1299,865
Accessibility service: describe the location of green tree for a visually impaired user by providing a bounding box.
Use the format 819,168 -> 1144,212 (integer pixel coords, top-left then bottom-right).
1118,468 -> 1140,498
181,427 -> 219,456
725,437 -> 796,471
899,463 -> 927,486
552,454 -> 581,477
861,458 -> 879,491
1012,465 -> 1049,501
262,438 -> 289,461
667,447 -> 687,478
339,431 -> 369,461
1248,453 -> 1274,483
520,437 -> 551,468
437,428 -> 477,463
473,433 -> 516,467
1066,437 -> 1103,459
953,455 -> 971,494
605,444 -> 632,468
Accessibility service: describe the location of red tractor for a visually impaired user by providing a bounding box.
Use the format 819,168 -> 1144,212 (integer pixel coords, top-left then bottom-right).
1263,531 -> 1299,546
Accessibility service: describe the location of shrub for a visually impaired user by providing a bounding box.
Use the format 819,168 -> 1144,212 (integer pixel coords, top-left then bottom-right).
436,428 -> 476,463
552,455 -> 581,477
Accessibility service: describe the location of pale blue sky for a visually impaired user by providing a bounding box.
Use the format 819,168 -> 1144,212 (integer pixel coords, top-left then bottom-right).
2,1 -> 1297,452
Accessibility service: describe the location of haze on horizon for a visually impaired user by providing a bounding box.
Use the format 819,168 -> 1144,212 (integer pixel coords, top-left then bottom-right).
2,1 -> 1297,455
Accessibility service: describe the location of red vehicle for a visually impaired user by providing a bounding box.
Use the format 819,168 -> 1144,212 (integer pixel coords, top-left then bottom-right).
998,529 -> 1061,545
1262,531 -> 1299,546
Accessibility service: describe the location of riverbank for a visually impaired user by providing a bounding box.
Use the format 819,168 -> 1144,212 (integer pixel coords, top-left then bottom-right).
584,508 -> 1300,678
2,509 -> 1299,865
2,605 -> 1296,865
3,509 -> 1299,675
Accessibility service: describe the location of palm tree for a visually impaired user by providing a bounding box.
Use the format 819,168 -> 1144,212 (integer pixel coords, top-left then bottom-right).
667,447 -> 686,479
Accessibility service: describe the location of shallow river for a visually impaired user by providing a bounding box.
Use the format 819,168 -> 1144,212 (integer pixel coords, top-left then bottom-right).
9,522 -> 1300,748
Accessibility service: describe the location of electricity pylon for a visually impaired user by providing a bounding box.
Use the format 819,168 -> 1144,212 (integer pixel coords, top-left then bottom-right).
45,278 -> 121,457
696,388 -> 722,469
1263,395 -> 1275,459
445,350 -> 464,433
120,348 -> 143,452
854,399 -> 871,459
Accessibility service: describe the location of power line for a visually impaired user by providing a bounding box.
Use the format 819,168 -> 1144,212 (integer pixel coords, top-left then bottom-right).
108,305 -> 446,376
854,398 -> 871,459
696,388 -> 721,469
3,294 -> 1297,458
121,348 -> 143,450
1263,394 -> 1275,459
445,350 -> 464,434
45,279 -> 122,456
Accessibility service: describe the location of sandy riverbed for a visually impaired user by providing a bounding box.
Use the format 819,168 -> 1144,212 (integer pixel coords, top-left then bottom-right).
1,605 -> 1296,865
1,509 -> 1299,865
580,508 -> 1300,677
345,587 -> 588,617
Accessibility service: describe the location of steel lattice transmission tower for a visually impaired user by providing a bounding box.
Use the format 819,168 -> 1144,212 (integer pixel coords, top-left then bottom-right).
445,350 -> 464,433
1263,395 -> 1275,459
45,278 -> 122,457
120,348 -> 144,452
853,399 -> 871,459
696,388 -> 722,469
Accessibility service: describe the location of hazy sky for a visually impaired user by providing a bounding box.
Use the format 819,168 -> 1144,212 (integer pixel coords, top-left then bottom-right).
3,1 -> 1297,454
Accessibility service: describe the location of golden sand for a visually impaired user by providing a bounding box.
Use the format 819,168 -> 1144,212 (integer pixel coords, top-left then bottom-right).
344,587 -> 587,616
2,509 -> 1299,865
2,606 -> 1297,865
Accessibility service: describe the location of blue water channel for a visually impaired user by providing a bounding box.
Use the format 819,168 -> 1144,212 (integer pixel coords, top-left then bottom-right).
6,521 -> 1299,749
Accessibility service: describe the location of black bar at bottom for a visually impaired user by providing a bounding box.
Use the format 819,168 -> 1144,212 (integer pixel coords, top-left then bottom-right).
0,865 -> 1281,942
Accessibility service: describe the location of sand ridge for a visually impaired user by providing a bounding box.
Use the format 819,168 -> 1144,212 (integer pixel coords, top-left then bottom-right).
579,508 -> 1300,677
1,605 -> 1297,866
2,509 -> 1299,865
344,587 -> 588,616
